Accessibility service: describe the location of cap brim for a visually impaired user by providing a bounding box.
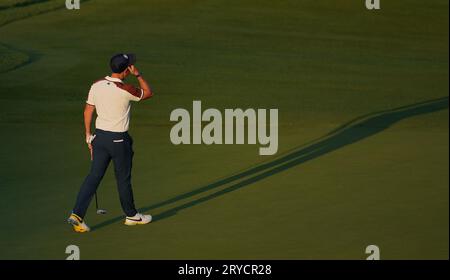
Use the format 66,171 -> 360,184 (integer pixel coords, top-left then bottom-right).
127,53 -> 136,65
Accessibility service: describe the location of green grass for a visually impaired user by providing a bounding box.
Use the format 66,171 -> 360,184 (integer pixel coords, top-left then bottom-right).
0,0 -> 448,259
0,0 -> 45,9
0,44 -> 30,73
0,0 -> 64,27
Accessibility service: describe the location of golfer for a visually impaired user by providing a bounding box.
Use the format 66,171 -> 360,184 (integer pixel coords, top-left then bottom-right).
68,53 -> 153,233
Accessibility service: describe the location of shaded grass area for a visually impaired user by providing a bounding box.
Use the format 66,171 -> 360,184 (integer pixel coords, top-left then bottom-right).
0,0 -> 61,72
0,1 -> 91,73
0,0 -> 85,27
0,43 -> 30,73
0,0 -> 50,11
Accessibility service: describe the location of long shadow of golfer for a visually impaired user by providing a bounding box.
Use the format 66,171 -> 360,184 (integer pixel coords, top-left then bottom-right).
91,97 -> 448,231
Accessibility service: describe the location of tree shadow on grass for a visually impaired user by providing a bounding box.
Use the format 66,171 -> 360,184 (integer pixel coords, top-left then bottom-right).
91,97 -> 449,231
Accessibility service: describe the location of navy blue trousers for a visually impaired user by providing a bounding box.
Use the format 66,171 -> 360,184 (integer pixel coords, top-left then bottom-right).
73,129 -> 138,218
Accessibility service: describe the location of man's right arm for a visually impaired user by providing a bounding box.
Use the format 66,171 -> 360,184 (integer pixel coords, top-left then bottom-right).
128,65 -> 153,100
137,75 -> 153,100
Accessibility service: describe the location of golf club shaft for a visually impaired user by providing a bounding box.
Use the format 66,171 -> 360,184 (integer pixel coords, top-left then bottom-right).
95,192 -> 99,210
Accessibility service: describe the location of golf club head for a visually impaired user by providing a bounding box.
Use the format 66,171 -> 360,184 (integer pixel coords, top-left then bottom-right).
96,209 -> 107,215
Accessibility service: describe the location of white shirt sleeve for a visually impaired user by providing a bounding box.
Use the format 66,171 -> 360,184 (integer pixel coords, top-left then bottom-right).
118,84 -> 144,102
86,86 -> 95,105
128,88 -> 144,102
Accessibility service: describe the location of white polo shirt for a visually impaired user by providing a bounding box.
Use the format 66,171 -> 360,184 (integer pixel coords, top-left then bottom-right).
86,76 -> 144,132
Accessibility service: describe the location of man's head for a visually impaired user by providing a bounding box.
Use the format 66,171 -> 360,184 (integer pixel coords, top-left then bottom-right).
110,53 -> 136,79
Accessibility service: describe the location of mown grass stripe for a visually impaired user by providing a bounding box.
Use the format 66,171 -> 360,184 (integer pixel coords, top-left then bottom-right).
0,0 -> 50,11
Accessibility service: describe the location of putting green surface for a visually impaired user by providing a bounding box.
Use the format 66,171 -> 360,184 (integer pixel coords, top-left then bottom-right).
0,0 -> 448,259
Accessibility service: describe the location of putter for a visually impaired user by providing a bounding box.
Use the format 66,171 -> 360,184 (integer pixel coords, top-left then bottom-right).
89,136 -> 106,215
95,192 -> 107,215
